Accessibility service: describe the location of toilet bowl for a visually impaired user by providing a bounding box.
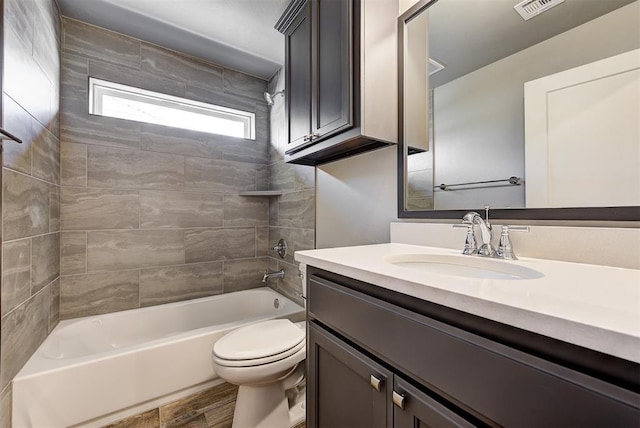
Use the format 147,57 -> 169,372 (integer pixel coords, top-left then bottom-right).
211,318 -> 306,428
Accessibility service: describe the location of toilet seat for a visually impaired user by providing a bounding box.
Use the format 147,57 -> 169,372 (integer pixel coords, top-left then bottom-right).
213,319 -> 305,367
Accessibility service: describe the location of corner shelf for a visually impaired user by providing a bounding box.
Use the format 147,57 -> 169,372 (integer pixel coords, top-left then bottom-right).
238,191 -> 283,197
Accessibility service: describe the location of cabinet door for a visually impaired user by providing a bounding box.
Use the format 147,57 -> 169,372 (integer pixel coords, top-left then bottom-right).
393,377 -> 476,428
308,322 -> 391,428
285,1 -> 312,152
311,0 -> 354,141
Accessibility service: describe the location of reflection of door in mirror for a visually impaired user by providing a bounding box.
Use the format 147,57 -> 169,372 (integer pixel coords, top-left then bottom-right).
525,49 -> 639,208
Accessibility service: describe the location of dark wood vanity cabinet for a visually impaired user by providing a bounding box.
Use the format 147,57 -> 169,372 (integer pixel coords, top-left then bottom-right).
306,268 -> 640,427
276,0 -> 397,165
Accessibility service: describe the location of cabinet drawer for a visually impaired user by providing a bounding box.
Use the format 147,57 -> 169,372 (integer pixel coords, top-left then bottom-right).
308,275 -> 640,426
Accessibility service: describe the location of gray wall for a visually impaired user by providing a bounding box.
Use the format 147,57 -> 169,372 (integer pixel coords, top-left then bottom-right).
266,68 -> 315,304
316,146 -> 397,249
59,18 -> 274,319
1,0 -> 61,422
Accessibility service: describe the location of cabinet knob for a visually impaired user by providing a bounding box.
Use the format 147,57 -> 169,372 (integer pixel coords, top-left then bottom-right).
370,374 -> 383,392
392,391 -> 406,409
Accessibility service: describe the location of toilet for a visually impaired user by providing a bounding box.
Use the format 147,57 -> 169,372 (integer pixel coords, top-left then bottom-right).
212,319 -> 306,427
212,265 -> 308,428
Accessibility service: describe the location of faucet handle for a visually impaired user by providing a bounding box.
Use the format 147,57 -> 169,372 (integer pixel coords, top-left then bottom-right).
497,225 -> 529,260
453,224 -> 477,255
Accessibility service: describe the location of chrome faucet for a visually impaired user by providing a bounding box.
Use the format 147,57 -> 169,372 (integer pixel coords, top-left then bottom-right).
262,269 -> 285,283
461,207 -> 495,257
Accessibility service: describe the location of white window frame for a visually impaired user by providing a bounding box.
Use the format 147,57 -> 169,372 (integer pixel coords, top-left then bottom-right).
88,77 -> 256,140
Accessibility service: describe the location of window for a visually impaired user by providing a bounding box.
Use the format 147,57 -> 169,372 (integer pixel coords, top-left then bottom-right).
89,78 -> 255,139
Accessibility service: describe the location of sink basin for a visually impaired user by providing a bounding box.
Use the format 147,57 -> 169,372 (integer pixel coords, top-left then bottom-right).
383,253 -> 543,280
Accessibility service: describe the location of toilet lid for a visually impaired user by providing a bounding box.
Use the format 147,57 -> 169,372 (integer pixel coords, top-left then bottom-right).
213,319 -> 304,361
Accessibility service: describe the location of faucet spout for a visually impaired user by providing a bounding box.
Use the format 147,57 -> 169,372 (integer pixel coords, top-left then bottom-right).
262,269 -> 285,283
462,211 -> 495,257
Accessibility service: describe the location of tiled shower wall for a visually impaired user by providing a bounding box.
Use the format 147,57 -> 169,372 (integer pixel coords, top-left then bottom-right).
266,69 -> 315,305
59,18 -> 275,319
1,0 -> 61,424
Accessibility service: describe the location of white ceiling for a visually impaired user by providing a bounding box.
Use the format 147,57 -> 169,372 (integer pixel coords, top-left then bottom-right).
57,0 -> 291,80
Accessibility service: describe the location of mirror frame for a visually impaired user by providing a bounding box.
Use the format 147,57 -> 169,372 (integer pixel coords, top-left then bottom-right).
397,0 -> 640,221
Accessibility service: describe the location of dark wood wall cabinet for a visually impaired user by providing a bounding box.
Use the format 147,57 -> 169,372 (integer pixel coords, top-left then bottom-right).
306,267 -> 640,427
276,0 -> 397,166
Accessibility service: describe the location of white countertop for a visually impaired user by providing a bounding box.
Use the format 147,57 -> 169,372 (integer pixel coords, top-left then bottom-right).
295,243 -> 640,363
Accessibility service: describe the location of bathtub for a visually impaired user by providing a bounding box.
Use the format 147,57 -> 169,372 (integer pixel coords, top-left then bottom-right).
12,287 -> 304,427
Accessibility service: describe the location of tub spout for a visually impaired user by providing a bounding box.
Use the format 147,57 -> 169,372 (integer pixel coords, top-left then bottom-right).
262,269 -> 285,283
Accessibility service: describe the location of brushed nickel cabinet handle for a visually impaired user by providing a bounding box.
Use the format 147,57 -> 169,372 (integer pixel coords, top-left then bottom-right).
393,391 -> 406,409
370,375 -> 383,392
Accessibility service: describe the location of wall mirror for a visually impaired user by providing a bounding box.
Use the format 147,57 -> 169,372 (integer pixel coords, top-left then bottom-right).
398,0 -> 639,220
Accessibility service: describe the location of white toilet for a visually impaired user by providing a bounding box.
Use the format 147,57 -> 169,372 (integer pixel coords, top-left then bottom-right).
212,319 -> 306,427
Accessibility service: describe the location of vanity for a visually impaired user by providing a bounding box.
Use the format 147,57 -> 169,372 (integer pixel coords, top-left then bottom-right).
296,244 -> 640,426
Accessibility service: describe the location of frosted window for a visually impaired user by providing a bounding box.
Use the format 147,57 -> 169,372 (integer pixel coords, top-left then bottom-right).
89,78 -> 255,139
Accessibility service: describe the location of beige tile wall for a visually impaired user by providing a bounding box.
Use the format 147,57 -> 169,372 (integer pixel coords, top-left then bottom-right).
0,0 -> 61,421
59,18 -> 276,319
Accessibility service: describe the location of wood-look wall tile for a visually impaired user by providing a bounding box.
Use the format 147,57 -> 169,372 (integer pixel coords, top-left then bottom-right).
0,287 -> 49,390
256,164 -> 269,191
31,232 -> 60,294
268,227 -> 315,266
275,260 -> 304,306
48,277 -> 60,332
61,187 -> 139,230
254,104 -> 270,145
32,123 -> 60,184
0,386 -> 11,428
276,190 -> 315,229
61,96 -> 142,150
61,53 -> 88,93
269,161 -> 315,192
87,145 -> 184,191
49,185 -> 60,232
59,271 -> 139,319
5,0 -> 34,47
62,18 -> 140,70
60,141 -> 86,186
1,239 -> 31,317
269,197 -> 279,227
88,59 -> 186,99
184,158 -> 256,193
221,138 -> 269,165
2,95 -> 34,174
3,169 -> 50,241
256,227 -> 269,257
87,230 -> 185,271
159,382 -> 238,427
33,0 -> 60,84
61,232 -> 86,275
140,262 -> 223,307
184,228 -> 255,263
104,409 -> 160,428
223,195 -> 268,227
140,123 -> 222,159
4,25 -> 53,129
223,258 -> 270,293
222,69 -> 267,103
140,191 -> 222,229
140,44 -> 223,92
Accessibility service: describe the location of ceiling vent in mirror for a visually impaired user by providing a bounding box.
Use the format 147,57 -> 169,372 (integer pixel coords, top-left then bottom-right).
514,0 -> 565,21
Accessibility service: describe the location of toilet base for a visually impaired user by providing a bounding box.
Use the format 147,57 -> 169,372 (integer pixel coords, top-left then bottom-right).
232,382 -> 289,428
231,364 -> 306,428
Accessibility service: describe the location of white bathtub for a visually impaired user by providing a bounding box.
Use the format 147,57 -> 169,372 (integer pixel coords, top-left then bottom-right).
12,287 -> 304,427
